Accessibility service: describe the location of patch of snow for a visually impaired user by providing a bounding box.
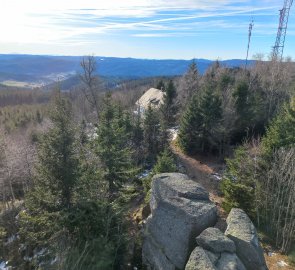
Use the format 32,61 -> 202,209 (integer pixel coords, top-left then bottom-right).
34,248 -> 46,258
23,255 -> 33,262
85,122 -> 98,140
267,251 -> 276,257
277,260 -> 288,267
5,234 -> 17,245
211,173 -> 222,181
138,170 -> 151,179
0,261 -> 8,270
88,132 -> 98,140
19,243 -> 26,252
50,257 -> 58,265
168,127 -> 178,141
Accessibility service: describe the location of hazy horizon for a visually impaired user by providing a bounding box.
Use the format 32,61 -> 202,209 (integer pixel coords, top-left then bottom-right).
0,52 -> 259,61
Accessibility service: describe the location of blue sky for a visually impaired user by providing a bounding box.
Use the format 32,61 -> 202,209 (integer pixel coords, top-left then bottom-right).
0,0 -> 294,59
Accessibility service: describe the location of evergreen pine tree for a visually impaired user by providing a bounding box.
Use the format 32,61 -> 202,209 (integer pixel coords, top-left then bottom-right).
178,86 -> 222,154
203,60 -> 220,87
262,97 -> 295,156
132,107 -> 144,164
95,93 -> 137,193
156,80 -> 165,91
143,105 -> 163,163
18,91 -> 80,266
198,86 -> 222,152
161,80 -> 177,127
34,91 -> 79,209
14,92 -> 128,269
231,78 -> 267,143
181,60 -> 199,103
221,144 -> 256,218
178,94 -> 201,153
153,148 -> 177,174
232,81 -> 256,139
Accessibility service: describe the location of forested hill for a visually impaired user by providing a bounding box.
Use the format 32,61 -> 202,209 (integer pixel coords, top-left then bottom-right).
0,54 -> 254,82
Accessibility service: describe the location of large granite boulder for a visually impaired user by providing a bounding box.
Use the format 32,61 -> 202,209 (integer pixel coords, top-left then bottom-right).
185,247 -> 216,270
196,227 -> 236,254
186,247 -> 247,270
185,212 -> 268,270
141,232 -> 175,270
187,227 -> 246,270
142,173 -> 218,270
216,252 -> 246,270
150,173 -> 210,212
225,208 -> 268,270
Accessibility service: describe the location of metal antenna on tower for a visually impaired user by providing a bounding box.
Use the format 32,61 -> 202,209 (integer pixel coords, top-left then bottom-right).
245,19 -> 254,69
272,0 -> 293,61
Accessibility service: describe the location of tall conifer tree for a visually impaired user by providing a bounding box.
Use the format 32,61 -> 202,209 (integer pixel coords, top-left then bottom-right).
19,91 -> 80,266
178,86 -> 222,154
161,80 -> 177,127
95,93 -> 136,193
181,60 -> 199,103
143,105 -> 163,163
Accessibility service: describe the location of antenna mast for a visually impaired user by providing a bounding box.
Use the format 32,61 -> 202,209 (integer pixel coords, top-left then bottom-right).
272,0 -> 293,61
245,19 -> 254,69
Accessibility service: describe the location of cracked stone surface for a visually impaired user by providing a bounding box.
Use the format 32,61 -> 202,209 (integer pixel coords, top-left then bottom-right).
142,173 -> 217,270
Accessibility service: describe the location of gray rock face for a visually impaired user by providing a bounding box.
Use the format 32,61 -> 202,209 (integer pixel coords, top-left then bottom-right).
216,252 -> 246,270
150,173 -> 210,212
142,173 -> 218,270
186,247 -> 247,270
142,233 -> 175,270
185,209 -> 268,270
186,228 -> 247,270
143,175 -> 266,270
185,247 -> 216,270
196,227 -> 236,254
225,208 -> 268,270
205,250 -> 220,265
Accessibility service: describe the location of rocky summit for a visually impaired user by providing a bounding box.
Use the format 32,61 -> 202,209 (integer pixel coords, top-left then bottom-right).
142,173 -> 218,270
142,173 -> 268,270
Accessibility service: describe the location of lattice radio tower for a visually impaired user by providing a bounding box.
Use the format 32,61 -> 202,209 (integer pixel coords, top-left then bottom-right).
245,19 -> 254,68
272,0 -> 293,61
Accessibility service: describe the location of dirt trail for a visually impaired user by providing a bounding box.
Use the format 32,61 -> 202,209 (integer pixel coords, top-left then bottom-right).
171,144 -> 294,270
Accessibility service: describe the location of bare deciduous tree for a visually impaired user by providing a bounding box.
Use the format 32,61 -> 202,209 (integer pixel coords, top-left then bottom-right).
179,61 -> 200,105
0,130 -> 36,210
80,56 -> 100,119
260,147 -> 295,253
250,55 -> 295,119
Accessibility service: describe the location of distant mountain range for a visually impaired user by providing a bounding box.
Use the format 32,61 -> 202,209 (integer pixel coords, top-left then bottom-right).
0,54 -> 254,88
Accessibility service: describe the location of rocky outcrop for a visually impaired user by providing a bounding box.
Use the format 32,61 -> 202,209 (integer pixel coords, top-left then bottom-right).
185,247 -> 216,270
216,252 -> 246,270
185,209 -> 268,270
225,208 -> 268,270
196,227 -> 236,254
187,227 -> 246,270
142,173 -> 267,270
142,173 -> 218,270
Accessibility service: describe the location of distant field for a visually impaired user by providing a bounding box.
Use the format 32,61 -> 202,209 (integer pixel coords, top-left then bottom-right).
1,80 -> 42,88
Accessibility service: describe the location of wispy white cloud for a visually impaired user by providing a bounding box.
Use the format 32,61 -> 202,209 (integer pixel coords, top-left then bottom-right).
133,33 -> 174,37
0,0 -> 292,58
0,0 -> 280,43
